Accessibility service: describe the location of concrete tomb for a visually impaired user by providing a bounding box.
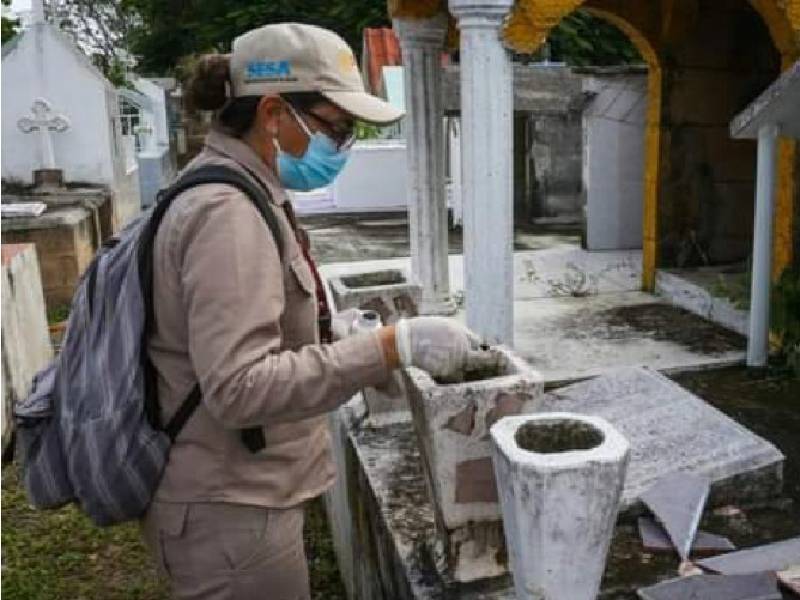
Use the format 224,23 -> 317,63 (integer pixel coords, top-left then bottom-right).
323,363 -> 787,598
538,367 -> 785,508
2,185 -> 111,312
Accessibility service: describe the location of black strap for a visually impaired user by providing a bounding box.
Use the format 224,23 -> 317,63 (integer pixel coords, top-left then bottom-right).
139,165 -> 283,441
164,384 -> 202,442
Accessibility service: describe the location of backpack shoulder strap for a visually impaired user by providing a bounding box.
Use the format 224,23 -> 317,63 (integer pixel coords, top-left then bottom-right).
139,164 -> 285,441
147,164 -> 284,261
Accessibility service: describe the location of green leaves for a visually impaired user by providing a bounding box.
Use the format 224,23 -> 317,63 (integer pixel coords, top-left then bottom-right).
771,267 -> 800,374
545,10 -> 642,67
1,0 -> 19,45
125,0 -> 390,75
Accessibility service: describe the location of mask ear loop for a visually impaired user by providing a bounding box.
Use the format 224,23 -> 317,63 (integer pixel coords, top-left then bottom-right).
284,102 -> 314,139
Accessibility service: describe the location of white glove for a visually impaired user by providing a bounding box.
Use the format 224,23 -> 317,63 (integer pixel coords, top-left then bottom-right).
395,317 -> 495,379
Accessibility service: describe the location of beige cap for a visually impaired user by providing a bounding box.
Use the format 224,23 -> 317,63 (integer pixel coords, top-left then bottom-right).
230,23 -> 404,125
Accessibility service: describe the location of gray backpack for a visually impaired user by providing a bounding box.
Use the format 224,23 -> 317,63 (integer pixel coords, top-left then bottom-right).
13,165 -> 283,526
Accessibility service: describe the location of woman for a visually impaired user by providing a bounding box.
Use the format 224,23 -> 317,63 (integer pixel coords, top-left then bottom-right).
142,23 -> 490,600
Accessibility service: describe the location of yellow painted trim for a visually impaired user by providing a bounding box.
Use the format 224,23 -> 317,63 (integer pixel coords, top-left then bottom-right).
504,0 -> 585,53
747,0 -> 800,60
774,138 -> 796,278
772,47 -> 799,279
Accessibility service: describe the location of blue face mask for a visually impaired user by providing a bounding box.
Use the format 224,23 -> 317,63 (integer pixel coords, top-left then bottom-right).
275,106 -> 350,191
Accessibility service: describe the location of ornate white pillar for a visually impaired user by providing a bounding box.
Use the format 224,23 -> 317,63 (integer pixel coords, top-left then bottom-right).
449,0 -> 515,344
394,14 -> 456,315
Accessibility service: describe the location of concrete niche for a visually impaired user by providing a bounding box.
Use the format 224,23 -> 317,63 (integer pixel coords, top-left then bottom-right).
490,412 -> 630,600
403,347 -> 544,583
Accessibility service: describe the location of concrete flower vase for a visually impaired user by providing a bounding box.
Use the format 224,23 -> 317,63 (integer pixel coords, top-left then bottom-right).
328,268 -> 421,415
328,268 -> 421,324
403,347 -> 544,582
490,412 -> 630,600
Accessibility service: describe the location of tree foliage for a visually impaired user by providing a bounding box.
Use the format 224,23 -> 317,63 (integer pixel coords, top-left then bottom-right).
50,0 -> 136,85
1,0 -> 19,44
545,10 -> 641,67
126,0 -> 390,75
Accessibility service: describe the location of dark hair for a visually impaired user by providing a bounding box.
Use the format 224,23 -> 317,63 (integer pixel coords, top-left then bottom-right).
186,53 -> 328,138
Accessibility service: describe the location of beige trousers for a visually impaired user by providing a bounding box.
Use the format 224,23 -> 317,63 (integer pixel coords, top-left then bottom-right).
142,501 -> 310,600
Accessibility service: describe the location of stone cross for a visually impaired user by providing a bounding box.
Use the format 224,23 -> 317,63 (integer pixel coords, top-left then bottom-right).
17,98 -> 70,170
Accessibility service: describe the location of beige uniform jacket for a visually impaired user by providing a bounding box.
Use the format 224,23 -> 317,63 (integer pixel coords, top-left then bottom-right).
148,128 -> 390,508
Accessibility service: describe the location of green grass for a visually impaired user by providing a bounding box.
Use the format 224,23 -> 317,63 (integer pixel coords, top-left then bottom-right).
2,465 -> 167,600
2,465 -> 346,599
46,304 -> 71,326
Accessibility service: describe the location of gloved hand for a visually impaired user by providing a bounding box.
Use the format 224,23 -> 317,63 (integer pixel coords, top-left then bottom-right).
394,317 -> 495,379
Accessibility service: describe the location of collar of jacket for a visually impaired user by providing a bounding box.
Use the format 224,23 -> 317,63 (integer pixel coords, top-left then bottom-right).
204,127 -> 289,206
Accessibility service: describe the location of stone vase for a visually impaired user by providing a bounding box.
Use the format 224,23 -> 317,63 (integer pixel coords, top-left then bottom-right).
328,268 -> 421,324
403,346 -> 543,582
490,412 -> 630,600
328,268 -> 421,416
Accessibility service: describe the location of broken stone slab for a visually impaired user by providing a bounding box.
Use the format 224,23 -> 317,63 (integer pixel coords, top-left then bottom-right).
403,346 -> 544,583
697,537 -> 800,575
327,268 -> 421,324
637,572 -> 781,600
638,517 -> 735,557
640,472 -> 710,560
491,413 -> 630,600
539,367 -> 785,510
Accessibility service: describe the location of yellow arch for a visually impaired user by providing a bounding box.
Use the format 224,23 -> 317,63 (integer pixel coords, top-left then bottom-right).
505,2 -> 665,290
505,0 -> 799,282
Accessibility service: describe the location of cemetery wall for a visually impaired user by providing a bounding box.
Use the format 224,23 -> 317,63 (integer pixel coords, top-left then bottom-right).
527,109 -> 583,221
1,25 -> 118,186
583,71 -> 648,250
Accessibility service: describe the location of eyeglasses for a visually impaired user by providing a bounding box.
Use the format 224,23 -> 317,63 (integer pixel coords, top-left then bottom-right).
285,102 -> 356,150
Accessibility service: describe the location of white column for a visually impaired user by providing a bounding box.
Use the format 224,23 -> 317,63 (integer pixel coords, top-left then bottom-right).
449,0 -> 515,344
394,14 -> 455,315
747,124 -> 779,367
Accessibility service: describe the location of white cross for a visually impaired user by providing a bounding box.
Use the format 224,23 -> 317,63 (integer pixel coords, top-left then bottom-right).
17,98 -> 70,170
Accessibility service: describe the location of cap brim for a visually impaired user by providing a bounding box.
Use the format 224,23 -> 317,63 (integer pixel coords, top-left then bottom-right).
322,90 -> 405,125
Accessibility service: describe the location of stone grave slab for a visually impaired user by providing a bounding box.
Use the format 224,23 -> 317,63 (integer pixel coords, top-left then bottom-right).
697,538 -> 800,575
637,572 -> 780,600
539,367 -> 785,508
638,517 -> 735,556
640,472 -> 710,560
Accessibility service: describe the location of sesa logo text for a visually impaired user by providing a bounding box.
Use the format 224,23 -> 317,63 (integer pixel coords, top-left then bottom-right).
245,60 -> 295,82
